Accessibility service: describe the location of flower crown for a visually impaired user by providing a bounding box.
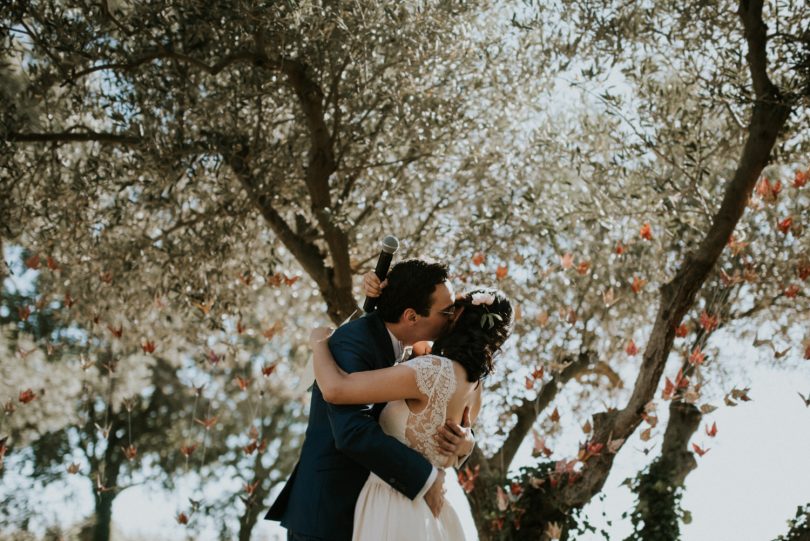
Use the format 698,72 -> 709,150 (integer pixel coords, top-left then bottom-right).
470,291 -> 502,329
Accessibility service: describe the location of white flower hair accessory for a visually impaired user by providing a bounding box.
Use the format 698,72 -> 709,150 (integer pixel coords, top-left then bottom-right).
471,292 -> 495,306
469,291 -> 502,329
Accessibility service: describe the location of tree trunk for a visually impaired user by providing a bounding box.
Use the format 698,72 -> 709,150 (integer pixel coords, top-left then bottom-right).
92,489 -> 116,541
630,401 -> 701,541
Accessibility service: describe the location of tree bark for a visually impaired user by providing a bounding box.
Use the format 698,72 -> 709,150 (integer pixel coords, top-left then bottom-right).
631,401 -> 701,541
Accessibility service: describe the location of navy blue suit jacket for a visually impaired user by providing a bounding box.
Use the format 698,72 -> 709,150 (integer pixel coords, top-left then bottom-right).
264,311 -> 433,540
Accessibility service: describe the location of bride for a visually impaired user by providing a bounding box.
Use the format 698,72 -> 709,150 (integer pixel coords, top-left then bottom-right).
310,280 -> 513,541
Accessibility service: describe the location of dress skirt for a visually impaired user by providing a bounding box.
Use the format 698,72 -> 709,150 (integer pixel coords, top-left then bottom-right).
352,472 -> 466,541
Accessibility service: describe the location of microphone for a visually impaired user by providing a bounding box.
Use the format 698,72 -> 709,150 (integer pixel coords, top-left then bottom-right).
363,235 -> 399,313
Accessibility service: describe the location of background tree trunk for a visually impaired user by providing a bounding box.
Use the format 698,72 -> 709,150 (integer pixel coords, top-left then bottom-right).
630,401 -> 701,541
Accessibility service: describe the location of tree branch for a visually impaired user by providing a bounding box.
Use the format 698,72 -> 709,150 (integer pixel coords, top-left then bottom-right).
66,48 -> 272,84
224,146 -> 329,290
555,0 -> 792,510
739,0 -> 779,100
6,131 -> 142,145
496,352 -> 594,473
280,58 -> 355,303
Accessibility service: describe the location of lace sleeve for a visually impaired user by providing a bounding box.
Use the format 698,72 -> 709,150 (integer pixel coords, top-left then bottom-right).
402,355 -> 456,408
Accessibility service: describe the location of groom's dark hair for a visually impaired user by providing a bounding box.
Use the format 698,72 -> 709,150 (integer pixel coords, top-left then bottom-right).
376,259 -> 449,323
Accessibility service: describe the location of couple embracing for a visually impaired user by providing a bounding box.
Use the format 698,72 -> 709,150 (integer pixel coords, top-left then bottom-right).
265,259 -> 513,541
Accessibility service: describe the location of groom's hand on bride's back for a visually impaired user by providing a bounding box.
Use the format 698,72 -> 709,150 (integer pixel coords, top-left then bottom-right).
423,469 -> 446,518
435,407 -> 474,458
363,271 -> 388,298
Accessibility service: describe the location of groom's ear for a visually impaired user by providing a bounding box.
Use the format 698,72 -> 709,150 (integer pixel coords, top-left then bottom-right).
401,308 -> 418,325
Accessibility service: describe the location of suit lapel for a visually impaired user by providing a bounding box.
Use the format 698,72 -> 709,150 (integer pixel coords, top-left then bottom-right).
366,311 -> 396,368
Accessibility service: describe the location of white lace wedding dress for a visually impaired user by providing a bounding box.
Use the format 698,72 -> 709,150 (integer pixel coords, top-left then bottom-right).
352,355 -> 467,541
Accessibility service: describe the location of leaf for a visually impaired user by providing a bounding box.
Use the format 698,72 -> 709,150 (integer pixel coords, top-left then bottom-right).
546,522 -> 562,540
640,427 -> 652,441
730,387 -> 752,401
699,403 -> 718,414
631,275 -> 646,294
496,486 -> 509,511
180,442 -> 198,458
192,299 -> 215,315
625,339 -> 638,356
784,284 -> 800,298
194,416 -> 218,431
692,443 -> 710,457
25,254 -> 40,269
536,311 -> 549,327
472,252 -> 486,266
607,436 -> 625,454
727,234 -> 749,256
549,406 -> 560,423
793,169 -> 808,188
602,287 -> 619,307
688,346 -> 705,366
262,321 -> 284,340
777,216 -> 793,235
755,176 -> 780,203
121,444 -> 138,462
560,252 -> 574,270
639,222 -> 653,240
532,429 -> 553,457
705,422 -> 717,437
18,389 -> 36,404
495,264 -> 508,280
207,349 -> 222,366
661,377 -> 675,400
699,311 -> 718,332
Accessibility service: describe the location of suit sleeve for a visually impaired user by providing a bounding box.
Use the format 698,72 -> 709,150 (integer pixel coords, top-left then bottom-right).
324,332 -> 434,500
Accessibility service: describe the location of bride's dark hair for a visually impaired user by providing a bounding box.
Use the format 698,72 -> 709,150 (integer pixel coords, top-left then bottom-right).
431,288 -> 512,382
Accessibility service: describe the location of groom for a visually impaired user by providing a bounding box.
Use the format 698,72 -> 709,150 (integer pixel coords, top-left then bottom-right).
265,259 -> 474,541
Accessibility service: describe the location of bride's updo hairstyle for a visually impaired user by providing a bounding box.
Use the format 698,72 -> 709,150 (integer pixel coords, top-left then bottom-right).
431,288 -> 512,382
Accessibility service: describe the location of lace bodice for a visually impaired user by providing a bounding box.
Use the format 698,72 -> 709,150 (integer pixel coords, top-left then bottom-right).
379,355 -> 457,468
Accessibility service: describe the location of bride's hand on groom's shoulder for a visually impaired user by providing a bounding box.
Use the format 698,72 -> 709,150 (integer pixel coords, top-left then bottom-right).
363,271 -> 387,298
309,326 -> 334,346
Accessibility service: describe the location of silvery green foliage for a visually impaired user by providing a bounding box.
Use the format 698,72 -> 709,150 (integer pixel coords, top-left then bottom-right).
2,0 -> 810,537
